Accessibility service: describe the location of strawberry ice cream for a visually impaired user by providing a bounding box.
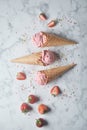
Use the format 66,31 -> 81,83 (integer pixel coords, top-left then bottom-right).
32,32 -> 47,47
11,49 -> 56,66
35,71 -> 47,85
41,50 -> 56,65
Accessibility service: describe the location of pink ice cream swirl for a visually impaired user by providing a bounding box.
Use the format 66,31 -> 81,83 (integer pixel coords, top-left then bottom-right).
41,50 -> 56,65
35,71 -> 47,85
32,32 -> 47,47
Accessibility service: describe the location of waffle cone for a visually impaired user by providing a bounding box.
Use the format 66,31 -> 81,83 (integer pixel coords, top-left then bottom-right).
11,52 -> 44,65
42,32 -> 76,47
40,63 -> 76,83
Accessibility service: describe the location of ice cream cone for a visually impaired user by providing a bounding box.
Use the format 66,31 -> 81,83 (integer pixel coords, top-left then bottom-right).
42,32 -> 76,47
11,50 -> 57,66
40,63 -> 76,83
11,52 -> 44,65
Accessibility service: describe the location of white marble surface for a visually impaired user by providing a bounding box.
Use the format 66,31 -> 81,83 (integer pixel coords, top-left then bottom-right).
0,0 -> 87,130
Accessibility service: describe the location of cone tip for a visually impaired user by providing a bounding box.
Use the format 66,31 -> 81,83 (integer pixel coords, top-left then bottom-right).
69,40 -> 77,45
70,63 -> 77,67
73,41 -> 78,44
10,59 -> 16,62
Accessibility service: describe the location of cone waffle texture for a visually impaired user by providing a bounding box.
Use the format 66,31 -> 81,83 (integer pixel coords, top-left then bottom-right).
40,63 -> 76,83
11,52 -> 45,66
42,32 -> 76,47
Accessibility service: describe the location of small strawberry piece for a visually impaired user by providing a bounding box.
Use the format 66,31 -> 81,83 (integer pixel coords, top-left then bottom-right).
20,103 -> 31,113
38,104 -> 48,114
36,118 -> 45,127
28,95 -> 38,104
39,13 -> 47,20
50,86 -> 60,96
47,20 -> 56,27
16,72 -> 26,80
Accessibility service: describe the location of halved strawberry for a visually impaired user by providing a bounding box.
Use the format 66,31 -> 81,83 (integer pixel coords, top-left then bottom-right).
16,72 -> 26,80
50,86 -> 60,96
20,103 -> 31,113
38,104 -> 48,114
47,20 -> 56,27
39,13 -> 47,20
28,95 -> 38,104
36,118 -> 45,127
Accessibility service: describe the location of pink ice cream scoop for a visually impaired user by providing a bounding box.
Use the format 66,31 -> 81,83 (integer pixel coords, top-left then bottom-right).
35,71 -> 47,85
32,32 -> 47,47
41,50 -> 56,65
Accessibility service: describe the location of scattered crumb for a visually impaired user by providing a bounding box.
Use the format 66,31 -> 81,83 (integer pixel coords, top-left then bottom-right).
65,108 -> 69,112
32,86 -> 35,89
48,98 -> 50,101
74,22 -> 77,24
19,33 -> 28,43
65,58 -> 67,61
62,93 -> 68,97
20,85 -> 28,91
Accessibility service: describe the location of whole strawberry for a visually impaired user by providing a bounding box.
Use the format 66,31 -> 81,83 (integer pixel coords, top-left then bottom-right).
38,104 -> 49,114
16,72 -> 26,80
28,95 -> 38,104
39,13 -> 47,20
50,86 -> 60,96
20,103 -> 31,113
36,118 -> 45,127
47,20 -> 56,27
